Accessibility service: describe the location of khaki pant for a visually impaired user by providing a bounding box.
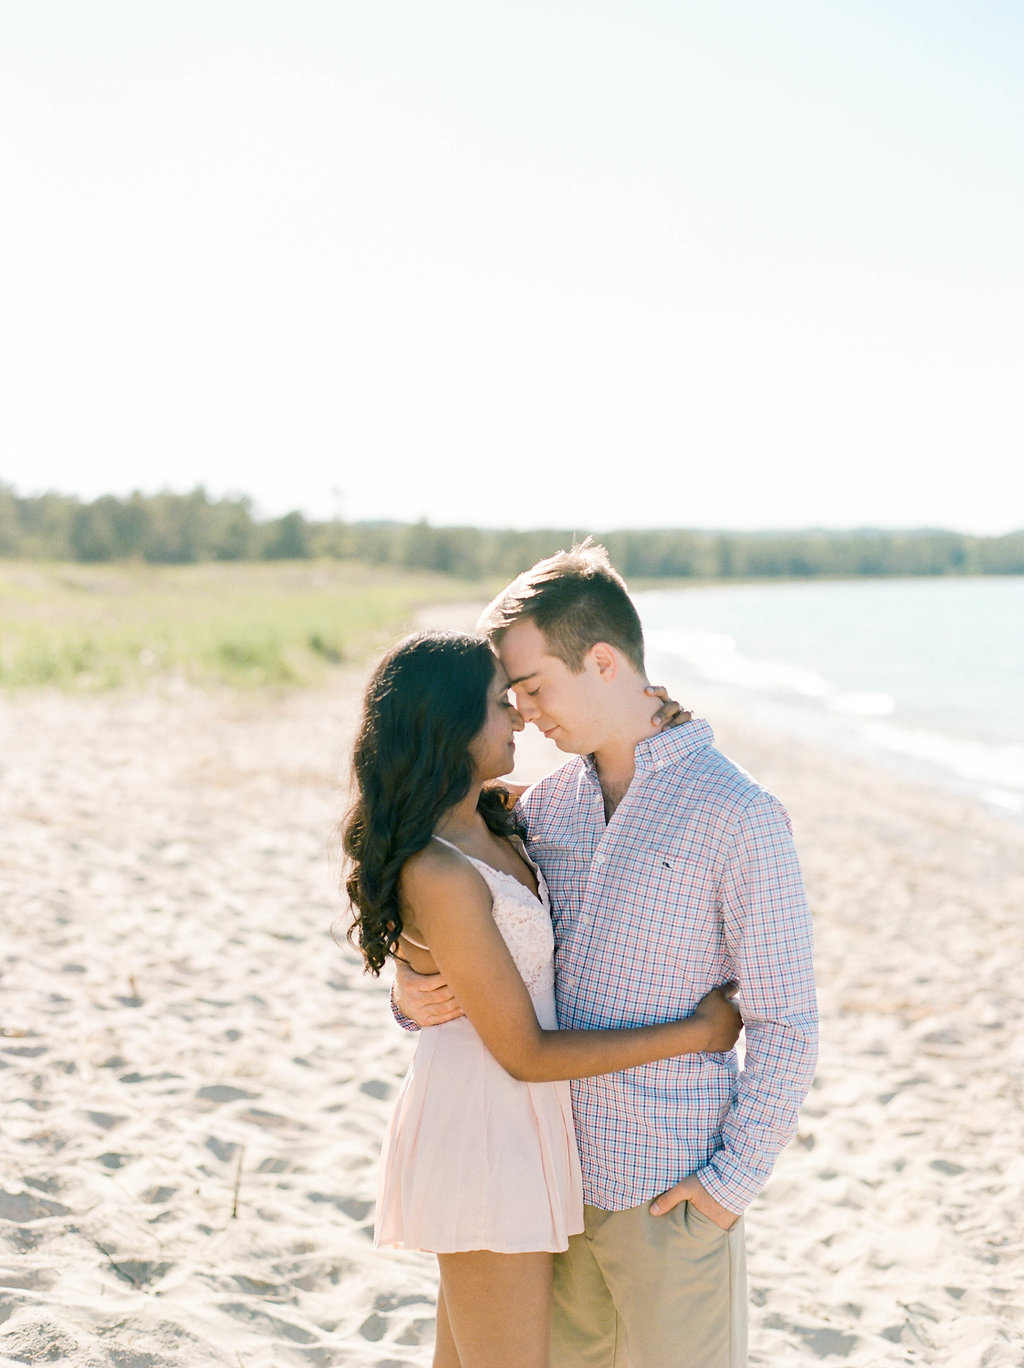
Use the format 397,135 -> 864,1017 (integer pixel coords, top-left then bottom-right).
552,1200 -> 747,1368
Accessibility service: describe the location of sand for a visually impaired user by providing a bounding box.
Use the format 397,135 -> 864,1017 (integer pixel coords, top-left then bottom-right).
1,642 -> 1022,1366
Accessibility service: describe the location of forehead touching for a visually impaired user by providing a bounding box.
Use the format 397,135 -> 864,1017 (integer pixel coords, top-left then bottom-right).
495,617 -> 568,685
487,655 -> 510,693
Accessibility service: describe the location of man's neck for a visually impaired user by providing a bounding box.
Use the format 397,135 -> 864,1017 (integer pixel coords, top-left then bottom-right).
592,740 -> 637,794
586,676 -> 659,814
591,726 -> 650,818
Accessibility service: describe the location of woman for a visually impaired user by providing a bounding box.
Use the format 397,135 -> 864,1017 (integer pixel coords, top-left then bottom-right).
343,631 -> 741,1368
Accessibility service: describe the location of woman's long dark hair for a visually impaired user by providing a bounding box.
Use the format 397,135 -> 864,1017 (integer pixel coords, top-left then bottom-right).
342,630 -> 523,975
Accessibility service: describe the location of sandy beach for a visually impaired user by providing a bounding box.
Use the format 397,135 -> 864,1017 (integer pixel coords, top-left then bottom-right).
2,631 -> 1023,1366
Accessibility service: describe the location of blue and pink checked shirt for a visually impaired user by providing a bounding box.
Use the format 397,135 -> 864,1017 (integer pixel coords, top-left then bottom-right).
518,718 -> 817,1215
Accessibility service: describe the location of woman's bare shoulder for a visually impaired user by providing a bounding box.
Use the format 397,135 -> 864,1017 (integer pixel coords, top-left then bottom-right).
400,840 -> 484,905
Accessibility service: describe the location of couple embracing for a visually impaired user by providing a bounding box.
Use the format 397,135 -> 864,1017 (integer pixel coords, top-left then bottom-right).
344,542 -> 818,1368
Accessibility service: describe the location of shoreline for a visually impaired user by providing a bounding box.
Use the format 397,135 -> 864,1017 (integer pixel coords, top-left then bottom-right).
1,666 -> 1022,1366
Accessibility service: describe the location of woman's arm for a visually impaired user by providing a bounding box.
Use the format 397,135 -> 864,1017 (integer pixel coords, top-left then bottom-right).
401,846 -> 739,1084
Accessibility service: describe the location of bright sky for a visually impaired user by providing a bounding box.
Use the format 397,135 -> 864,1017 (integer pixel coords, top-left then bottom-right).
3,2 -> 1022,533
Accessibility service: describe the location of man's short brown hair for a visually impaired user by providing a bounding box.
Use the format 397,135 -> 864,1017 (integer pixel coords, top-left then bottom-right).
480,540 -> 646,674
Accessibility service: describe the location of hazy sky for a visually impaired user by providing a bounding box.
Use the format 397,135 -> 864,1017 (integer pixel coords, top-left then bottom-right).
3,2 -> 1022,532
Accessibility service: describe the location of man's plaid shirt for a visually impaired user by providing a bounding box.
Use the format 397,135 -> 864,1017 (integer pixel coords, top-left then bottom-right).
518,718 -> 818,1215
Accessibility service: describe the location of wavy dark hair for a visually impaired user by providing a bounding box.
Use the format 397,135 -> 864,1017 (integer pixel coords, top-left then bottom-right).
342,630 -> 523,975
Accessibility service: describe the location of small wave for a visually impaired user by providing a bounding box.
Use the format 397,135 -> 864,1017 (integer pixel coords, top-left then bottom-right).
641,582 -> 1024,819
647,625 -> 1024,815
647,628 -> 891,716
863,722 -> 1024,794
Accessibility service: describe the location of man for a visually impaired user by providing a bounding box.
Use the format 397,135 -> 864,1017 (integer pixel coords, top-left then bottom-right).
396,542 -> 817,1368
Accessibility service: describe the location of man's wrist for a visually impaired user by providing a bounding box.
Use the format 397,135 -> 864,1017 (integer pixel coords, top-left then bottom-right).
692,1164 -> 751,1218
389,981 -> 420,1032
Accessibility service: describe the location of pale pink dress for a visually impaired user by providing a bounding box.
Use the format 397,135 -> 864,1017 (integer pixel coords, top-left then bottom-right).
374,837 -> 585,1254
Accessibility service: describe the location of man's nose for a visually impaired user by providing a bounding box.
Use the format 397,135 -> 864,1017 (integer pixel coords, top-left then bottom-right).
514,692 -> 537,720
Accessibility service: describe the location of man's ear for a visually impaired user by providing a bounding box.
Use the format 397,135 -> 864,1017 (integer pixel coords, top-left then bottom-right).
589,641 -> 618,681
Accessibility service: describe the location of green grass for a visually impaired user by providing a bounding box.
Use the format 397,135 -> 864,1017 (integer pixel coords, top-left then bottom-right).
0,561 -> 496,692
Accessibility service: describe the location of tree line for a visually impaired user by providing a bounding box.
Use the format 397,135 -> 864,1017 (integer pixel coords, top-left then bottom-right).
1,485 -> 1022,579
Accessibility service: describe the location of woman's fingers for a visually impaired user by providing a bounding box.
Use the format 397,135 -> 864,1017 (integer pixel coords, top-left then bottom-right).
645,685 -> 692,730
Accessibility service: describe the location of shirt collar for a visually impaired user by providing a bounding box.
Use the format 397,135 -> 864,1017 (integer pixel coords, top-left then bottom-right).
581,716 -> 715,781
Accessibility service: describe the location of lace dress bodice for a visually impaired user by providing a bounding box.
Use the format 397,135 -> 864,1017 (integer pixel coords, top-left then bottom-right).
433,838 -> 555,998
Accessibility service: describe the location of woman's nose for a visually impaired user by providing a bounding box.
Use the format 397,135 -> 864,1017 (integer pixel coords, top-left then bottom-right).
511,708 -> 525,731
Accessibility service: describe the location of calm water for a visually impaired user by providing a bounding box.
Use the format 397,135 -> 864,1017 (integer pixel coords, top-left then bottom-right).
637,577 -> 1024,817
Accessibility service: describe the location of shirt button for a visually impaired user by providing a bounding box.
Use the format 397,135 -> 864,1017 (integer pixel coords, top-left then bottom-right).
562,975 -> 575,989
594,854 -> 605,865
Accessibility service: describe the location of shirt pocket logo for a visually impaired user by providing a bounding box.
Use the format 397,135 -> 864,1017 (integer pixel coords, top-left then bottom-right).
644,852 -> 718,925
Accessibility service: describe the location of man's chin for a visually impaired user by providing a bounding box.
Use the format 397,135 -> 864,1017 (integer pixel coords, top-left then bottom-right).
535,724 -> 583,756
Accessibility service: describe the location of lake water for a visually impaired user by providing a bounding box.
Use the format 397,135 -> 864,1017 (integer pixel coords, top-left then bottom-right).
637,577 -> 1024,818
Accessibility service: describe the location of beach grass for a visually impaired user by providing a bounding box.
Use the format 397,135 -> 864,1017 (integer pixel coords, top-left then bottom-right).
0,560 -> 495,691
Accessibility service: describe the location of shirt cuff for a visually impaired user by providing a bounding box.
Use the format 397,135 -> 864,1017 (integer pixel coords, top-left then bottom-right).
691,1160 -> 759,1217
390,980 -> 420,1032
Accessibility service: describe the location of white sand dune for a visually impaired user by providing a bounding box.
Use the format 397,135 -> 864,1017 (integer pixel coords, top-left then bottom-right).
1,657 -> 1022,1365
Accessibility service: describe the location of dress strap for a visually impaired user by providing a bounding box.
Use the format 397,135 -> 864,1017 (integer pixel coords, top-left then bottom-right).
431,835 -> 463,853
400,929 -> 430,951
399,831 -> 467,952
508,833 -> 539,872
431,833 -> 540,902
